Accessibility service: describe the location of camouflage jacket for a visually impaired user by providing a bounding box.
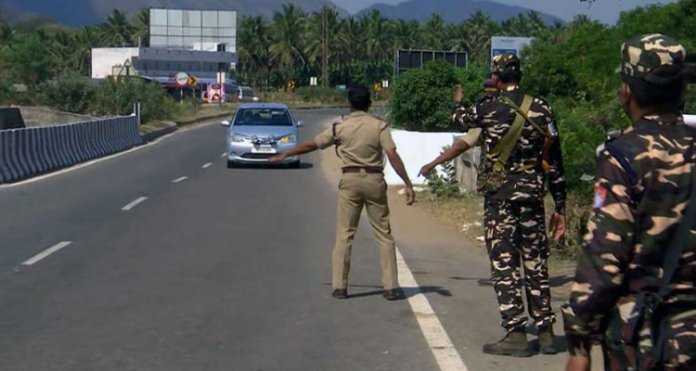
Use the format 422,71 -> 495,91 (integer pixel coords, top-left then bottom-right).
562,112 -> 696,358
473,86 -> 566,211
452,92 -> 498,132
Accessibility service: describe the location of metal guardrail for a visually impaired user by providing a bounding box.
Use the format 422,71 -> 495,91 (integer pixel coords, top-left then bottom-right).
0,116 -> 142,184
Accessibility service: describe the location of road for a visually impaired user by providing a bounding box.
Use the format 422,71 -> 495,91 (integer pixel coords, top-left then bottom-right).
0,109 -> 574,371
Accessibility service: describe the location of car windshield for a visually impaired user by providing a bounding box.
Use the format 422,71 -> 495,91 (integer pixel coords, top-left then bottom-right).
233,108 -> 292,126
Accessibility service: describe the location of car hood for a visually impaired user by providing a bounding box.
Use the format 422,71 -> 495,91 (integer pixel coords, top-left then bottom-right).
231,126 -> 296,139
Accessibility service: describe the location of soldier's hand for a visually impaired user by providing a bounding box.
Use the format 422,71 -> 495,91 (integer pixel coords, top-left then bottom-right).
418,163 -> 436,178
549,212 -> 567,242
566,355 -> 590,371
404,186 -> 416,206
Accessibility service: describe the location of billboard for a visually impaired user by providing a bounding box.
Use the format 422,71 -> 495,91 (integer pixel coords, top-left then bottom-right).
491,36 -> 534,59
149,9 -> 237,52
395,49 -> 468,76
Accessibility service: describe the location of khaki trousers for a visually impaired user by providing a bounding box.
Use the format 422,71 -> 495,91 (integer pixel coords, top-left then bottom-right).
332,172 -> 398,290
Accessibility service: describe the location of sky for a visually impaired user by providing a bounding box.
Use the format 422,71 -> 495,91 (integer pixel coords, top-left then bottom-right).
333,0 -> 679,24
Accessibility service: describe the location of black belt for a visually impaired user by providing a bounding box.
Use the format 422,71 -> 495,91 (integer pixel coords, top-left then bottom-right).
342,167 -> 383,174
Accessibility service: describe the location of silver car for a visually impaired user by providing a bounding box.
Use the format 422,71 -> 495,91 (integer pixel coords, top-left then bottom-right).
223,103 -> 303,168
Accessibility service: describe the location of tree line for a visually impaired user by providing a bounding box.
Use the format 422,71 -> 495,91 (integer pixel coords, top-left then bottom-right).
0,5 -> 561,90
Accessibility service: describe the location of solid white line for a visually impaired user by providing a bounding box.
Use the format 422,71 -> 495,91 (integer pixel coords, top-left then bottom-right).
22,241 -> 73,266
202,162 -> 213,169
396,247 -> 469,371
122,196 -> 148,211
172,176 -> 188,183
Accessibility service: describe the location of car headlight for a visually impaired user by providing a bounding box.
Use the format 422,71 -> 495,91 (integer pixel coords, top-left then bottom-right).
281,135 -> 297,143
230,134 -> 245,142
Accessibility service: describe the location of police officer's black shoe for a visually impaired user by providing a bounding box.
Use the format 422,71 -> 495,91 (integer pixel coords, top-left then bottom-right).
538,326 -> 558,355
331,289 -> 348,299
383,288 -> 403,301
482,329 -> 536,357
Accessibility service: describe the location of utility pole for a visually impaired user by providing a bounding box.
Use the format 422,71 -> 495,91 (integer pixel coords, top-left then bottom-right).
322,6 -> 329,88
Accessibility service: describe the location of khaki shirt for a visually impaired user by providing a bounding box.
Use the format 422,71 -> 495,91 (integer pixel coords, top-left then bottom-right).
457,128 -> 482,147
314,111 -> 396,169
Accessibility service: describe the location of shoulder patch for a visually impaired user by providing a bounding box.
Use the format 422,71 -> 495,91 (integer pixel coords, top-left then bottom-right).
593,184 -> 608,209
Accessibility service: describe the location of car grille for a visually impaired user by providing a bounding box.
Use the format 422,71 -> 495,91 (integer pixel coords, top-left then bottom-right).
241,153 -> 274,159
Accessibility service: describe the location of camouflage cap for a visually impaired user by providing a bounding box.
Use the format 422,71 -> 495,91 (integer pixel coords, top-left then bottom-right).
491,54 -> 520,73
621,34 -> 686,83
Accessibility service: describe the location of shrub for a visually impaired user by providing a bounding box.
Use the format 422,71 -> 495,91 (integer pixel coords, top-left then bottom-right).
295,86 -> 346,104
389,61 -> 460,132
91,78 -> 178,124
426,146 -> 461,200
40,72 -> 95,113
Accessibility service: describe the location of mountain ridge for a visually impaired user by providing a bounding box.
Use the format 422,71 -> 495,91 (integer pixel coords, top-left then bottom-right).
357,0 -> 561,24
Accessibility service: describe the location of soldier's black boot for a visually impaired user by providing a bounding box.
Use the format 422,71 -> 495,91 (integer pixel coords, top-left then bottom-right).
482,329 -> 536,357
538,326 -> 557,355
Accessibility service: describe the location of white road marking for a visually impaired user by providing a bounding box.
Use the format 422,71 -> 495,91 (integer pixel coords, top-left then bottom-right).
22,241 -> 73,266
220,152 -> 227,158
396,247 -> 469,371
202,162 -> 213,169
122,196 -> 148,211
172,176 -> 188,183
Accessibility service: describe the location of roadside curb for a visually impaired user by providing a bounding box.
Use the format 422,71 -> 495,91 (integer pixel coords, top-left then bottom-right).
175,112 -> 233,127
141,124 -> 178,143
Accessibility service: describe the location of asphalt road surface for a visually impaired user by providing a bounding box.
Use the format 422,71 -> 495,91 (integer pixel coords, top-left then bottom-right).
0,109 -> 574,371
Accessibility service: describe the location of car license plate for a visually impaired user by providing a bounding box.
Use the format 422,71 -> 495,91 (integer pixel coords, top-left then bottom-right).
252,145 -> 276,154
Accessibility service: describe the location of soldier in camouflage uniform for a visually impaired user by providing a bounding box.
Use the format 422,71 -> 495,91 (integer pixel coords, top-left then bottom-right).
420,54 -> 567,357
563,34 -> 696,371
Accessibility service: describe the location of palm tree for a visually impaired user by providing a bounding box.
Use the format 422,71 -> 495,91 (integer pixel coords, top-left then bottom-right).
238,16 -> 272,86
464,11 -> 500,62
134,9 -> 150,47
304,6 -> 345,86
363,10 -> 392,62
391,19 -> 420,51
446,22 -> 470,52
269,4 -> 307,70
72,26 -> 104,75
104,9 -> 135,47
421,14 -> 446,50
338,17 -> 365,64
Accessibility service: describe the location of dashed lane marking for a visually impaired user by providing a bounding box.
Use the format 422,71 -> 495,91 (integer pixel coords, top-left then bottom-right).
172,176 -> 188,184
202,162 -> 213,169
122,196 -> 148,211
22,241 -> 73,266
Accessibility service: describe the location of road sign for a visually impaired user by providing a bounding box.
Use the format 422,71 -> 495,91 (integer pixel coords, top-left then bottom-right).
287,80 -> 296,91
310,77 -> 318,86
188,75 -> 198,86
490,36 -> 534,60
395,49 -> 468,76
175,72 -> 190,87
374,83 -> 382,93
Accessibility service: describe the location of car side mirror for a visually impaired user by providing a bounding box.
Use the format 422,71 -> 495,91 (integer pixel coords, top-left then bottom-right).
296,120 -> 304,128
221,120 -> 230,127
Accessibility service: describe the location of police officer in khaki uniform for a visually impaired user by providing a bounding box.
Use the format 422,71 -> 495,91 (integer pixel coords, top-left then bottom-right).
270,85 -> 415,301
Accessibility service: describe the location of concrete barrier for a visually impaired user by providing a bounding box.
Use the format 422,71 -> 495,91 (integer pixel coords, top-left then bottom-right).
0,116 -> 141,184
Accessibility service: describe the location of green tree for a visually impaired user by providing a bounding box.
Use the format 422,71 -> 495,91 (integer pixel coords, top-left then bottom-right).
104,9 -> 135,47
390,61 -> 460,132
41,72 -> 95,113
391,19 -> 420,51
270,4 -> 307,71
134,9 -> 150,47
464,11 -> 499,63
421,14 -> 446,50
3,33 -> 56,86
363,10 -> 392,63
338,17 -> 365,64
238,16 -> 273,86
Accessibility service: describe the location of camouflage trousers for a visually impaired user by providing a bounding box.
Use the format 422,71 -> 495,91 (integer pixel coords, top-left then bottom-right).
484,198 -> 555,332
603,313 -> 696,371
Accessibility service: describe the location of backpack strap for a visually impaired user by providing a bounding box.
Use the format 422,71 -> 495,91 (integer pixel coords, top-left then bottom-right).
499,95 -> 551,138
491,95 -> 534,172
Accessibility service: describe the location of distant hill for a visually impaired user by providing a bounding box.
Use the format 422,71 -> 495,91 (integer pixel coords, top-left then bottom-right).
357,0 -> 561,24
1,0 -> 346,26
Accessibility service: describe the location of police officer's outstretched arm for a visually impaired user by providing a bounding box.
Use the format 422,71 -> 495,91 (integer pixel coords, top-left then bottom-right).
269,139 -> 320,163
385,148 -> 415,205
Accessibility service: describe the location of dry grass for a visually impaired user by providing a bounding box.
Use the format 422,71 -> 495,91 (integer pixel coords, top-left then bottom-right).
416,191 -> 592,265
